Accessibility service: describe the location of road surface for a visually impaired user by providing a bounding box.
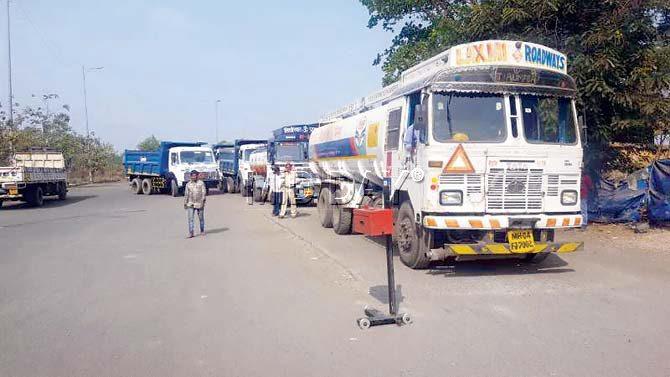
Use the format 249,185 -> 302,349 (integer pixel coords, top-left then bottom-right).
1,183 -> 669,376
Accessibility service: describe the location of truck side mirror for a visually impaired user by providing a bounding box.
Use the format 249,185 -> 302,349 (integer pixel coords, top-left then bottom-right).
413,104 -> 428,133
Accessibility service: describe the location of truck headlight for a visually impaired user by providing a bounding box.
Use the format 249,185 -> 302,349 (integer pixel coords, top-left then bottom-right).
440,190 -> 463,206
561,190 -> 578,206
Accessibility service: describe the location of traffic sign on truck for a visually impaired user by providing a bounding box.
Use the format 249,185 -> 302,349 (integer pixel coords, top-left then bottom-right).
123,141 -> 220,196
310,40 -> 584,269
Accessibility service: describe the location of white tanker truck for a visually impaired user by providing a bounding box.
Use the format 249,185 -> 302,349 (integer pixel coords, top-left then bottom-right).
310,40 -> 584,269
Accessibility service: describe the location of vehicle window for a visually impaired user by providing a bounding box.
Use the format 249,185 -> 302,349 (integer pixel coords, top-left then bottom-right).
276,143 -> 305,162
170,153 -> 178,165
386,109 -> 401,150
243,150 -> 253,161
521,96 -> 577,144
218,151 -> 235,161
179,151 -> 214,164
432,93 -> 506,143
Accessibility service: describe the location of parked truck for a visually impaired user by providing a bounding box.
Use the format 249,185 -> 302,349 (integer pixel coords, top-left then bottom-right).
250,124 -> 320,205
123,141 -> 219,196
310,40 -> 584,269
213,139 -> 266,194
0,148 -> 68,207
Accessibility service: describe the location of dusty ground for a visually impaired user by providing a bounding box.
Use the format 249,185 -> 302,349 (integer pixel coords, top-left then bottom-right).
1,183 -> 669,377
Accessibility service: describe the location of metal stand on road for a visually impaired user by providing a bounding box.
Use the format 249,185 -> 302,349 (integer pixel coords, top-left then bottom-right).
355,178 -> 412,330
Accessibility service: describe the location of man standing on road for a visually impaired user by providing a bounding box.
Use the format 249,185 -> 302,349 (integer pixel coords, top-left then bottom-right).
270,164 -> 283,216
184,170 -> 207,238
279,162 -> 297,218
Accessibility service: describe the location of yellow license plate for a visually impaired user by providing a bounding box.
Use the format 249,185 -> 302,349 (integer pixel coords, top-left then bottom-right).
304,188 -> 313,197
9,188 -> 18,195
508,229 -> 535,253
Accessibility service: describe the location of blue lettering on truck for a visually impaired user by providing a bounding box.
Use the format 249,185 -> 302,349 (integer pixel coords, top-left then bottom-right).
524,45 -> 566,71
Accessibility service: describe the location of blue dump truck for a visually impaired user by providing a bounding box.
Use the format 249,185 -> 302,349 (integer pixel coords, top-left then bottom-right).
123,141 -> 220,196
213,139 -> 267,194
250,124 -> 320,204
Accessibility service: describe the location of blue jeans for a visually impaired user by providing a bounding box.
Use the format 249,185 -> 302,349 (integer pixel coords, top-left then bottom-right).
581,199 -> 588,227
272,192 -> 283,216
188,207 -> 205,234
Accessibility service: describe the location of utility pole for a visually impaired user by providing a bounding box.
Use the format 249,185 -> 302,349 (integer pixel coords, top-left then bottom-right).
5,0 -> 14,156
6,0 -> 13,127
81,65 -> 103,137
215,99 -> 222,144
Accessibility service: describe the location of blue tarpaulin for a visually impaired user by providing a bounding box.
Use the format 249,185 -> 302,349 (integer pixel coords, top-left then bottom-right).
649,159 -> 670,222
588,178 -> 646,223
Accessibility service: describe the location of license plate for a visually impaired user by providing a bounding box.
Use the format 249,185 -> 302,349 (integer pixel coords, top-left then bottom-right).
304,188 -> 313,197
9,188 -> 18,195
508,229 -> 535,253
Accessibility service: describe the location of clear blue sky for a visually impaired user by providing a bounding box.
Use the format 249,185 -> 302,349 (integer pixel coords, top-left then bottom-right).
1,0 -> 392,150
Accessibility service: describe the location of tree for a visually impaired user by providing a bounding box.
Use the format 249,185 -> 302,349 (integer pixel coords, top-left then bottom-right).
137,135 -> 160,151
360,0 -> 670,152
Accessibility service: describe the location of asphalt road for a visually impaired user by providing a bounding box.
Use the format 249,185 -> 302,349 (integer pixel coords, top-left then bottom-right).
1,183 -> 670,376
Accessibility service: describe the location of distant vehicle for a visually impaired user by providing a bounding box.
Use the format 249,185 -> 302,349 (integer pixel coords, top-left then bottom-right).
0,148 -> 68,207
311,40 -> 584,269
250,124 -> 320,205
213,139 -> 266,194
123,141 -> 220,196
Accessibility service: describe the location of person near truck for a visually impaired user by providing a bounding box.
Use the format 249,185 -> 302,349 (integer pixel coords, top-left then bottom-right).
279,162 -> 297,218
581,172 -> 594,230
270,164 -> 283,216
184,170 -> 207,238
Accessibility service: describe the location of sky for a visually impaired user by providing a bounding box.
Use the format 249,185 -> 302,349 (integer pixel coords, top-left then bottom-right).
1,0 -> 392,151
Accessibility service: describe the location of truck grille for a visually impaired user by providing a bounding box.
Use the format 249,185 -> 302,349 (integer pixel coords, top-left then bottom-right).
439,174 -> 483,194
487,168 -> 543,212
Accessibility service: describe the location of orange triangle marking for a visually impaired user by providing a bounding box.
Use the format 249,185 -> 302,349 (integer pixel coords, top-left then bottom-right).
443,144 -> 475,174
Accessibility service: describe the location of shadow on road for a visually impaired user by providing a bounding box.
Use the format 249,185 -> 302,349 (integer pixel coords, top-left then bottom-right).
0,195 -> 97,210
425,254 -> 573,277
206,227 -> 229,235
368,284 -> 405,305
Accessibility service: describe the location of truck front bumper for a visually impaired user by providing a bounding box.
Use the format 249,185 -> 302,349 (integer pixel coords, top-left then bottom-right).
422,213 -> 583,230
0,183 -> 22,200
429,241 -> 583,259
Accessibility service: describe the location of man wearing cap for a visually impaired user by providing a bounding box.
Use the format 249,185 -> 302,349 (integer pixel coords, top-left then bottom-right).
279,162 -> 297,218
184,170 -> 207,238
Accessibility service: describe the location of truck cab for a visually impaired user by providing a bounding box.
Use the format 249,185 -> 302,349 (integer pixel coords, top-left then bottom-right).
167,146 -> 219,190
238,143 -> 266,197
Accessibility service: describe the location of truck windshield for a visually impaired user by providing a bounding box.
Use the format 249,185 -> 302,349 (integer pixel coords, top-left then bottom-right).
521,96 -> 577,144
432,93 -> 507,143
179,151 -> 214,164
218,151 -> 235,161
276,143 -> 305,162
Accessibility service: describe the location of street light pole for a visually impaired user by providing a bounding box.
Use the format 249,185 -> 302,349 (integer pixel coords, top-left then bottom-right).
81,66 -> 103,137
6,0 -> 13,128
215,99 -> 222,144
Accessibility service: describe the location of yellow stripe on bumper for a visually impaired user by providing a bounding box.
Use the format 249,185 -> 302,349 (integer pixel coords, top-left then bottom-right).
557,242 -> 583,253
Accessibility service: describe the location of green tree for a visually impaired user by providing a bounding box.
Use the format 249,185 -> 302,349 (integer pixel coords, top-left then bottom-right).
137,135 -> 160,151
360,0 -> 670,149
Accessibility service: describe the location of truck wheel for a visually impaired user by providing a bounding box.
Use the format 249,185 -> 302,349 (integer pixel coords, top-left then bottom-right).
241,180 -> 248,197
131,178 -> 142,194
141,178 -> 153,195
27,186 -> 44,207
170,179 -> 180,197
57,182 -> 67,200
332,189 -> 352,234
318,187 -> 334,228
218,180 -> 226,193
227,178 -> 235,193
395,201 -> 431,269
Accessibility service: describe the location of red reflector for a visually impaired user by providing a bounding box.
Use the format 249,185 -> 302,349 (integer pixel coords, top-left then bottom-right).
443,144 -> 475,174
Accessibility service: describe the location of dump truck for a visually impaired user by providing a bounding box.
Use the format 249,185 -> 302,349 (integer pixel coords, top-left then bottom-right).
213,139 -> 266,194
310,40 -> 584,269
0,148 -> 67,207
123,141 -> 220,196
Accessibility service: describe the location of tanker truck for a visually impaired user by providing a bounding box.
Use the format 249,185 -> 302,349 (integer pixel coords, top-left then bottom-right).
250,125 -> 320,205
310,40 -> 584,269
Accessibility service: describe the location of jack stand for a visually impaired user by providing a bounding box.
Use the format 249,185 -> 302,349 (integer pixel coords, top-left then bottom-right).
355,178 -> 411,329
357,233 -> 411,329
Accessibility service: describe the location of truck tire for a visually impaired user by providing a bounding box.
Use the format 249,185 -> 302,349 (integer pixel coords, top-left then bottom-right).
57,182 -> 67,200
141,178 -> 153,195
170,179 -> 180,197
395,201 -> 431,269
131,178 -> 142,194
218,180 -> 226,193
332,205 -> 353,235
26,186 -> 44,207
317,187 -> 334,228
241,179 -> 248,197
